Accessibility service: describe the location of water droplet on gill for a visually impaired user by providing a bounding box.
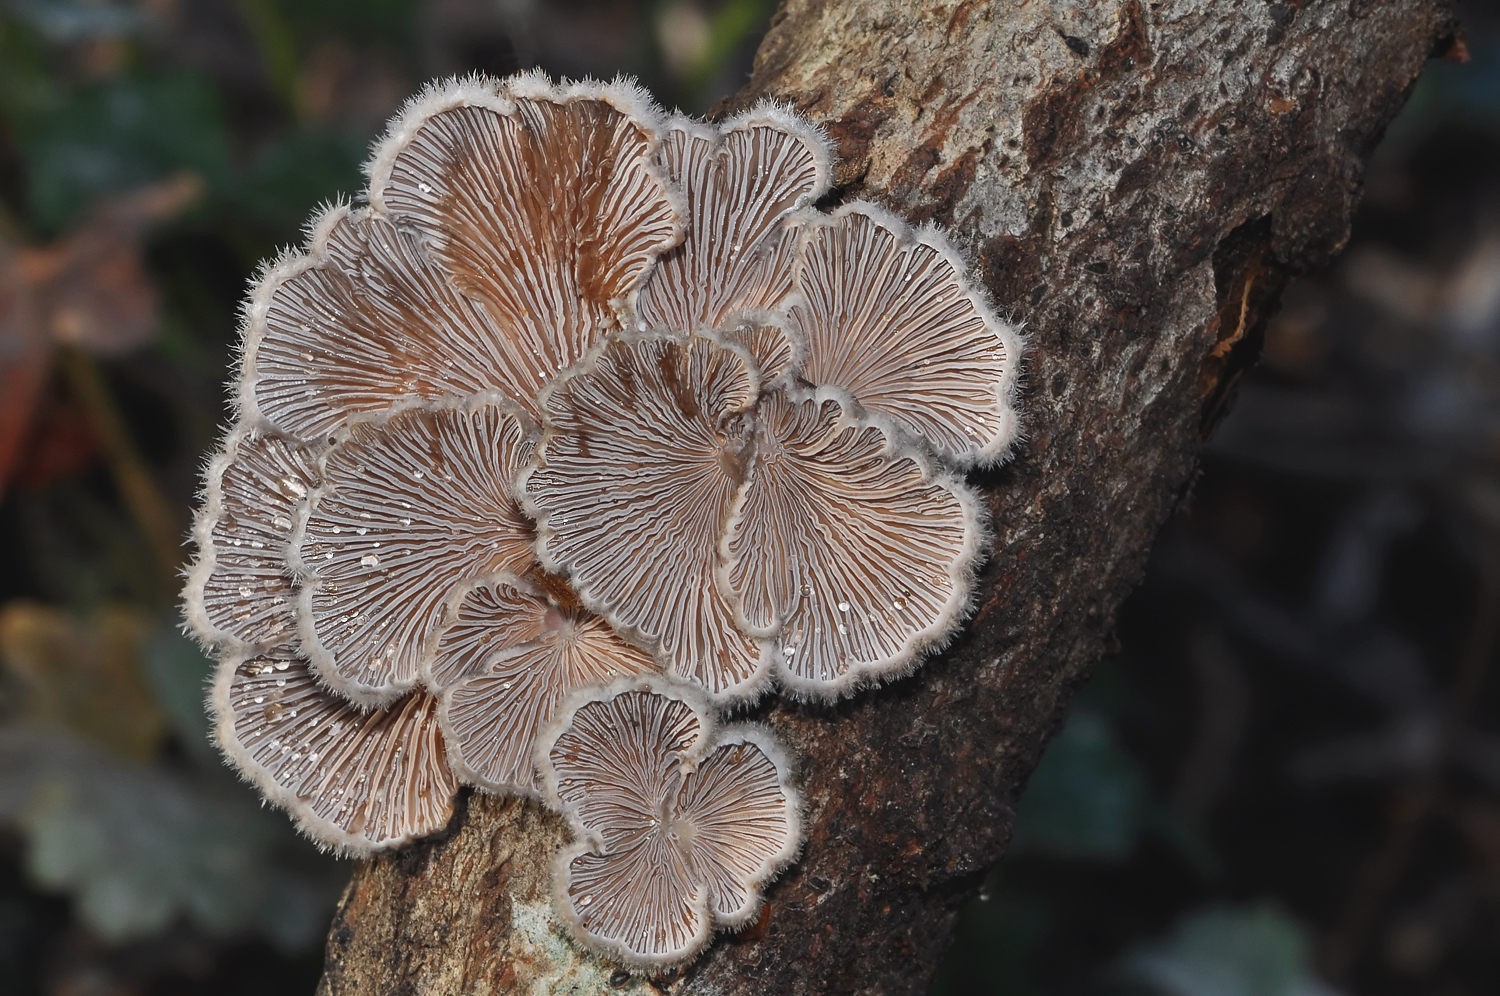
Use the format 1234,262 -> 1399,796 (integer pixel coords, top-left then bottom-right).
331,525 -> 341,534
361,554 -> 381,567
413,470 -> 425,479
399,518 -> 412,526
837,623 -> 848,635
418,182 -> 432,193
239,585 -> 254,598
273,514 -> 292,531
837,601 -> 850,612
325,552 -> 334,560
580,894 -> 593,906
275,661 -> 290,671
276,678 -> 288,687
356,527 -> 368,536
254,696 -> 265,704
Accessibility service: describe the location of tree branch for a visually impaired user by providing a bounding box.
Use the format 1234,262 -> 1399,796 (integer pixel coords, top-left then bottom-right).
317,1 -> 1455,992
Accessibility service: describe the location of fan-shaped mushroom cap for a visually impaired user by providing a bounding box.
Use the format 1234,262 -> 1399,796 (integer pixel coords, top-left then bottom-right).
184,428 -> 318,649
422,571 -> 550,692
438,575 -> 659,795
213,648 -> 458,856
368,73 -> 682,410
787,202 -> 1022,467
525,331 -> 770,703
723,389 -> 985,699
291,398 -> 534,707
241,206 -> 537,439
539,677 -> 801,971
637,106 -> 831,338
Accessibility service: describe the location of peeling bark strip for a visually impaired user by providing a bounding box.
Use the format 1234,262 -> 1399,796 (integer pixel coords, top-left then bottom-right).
318,1 -> 1453,992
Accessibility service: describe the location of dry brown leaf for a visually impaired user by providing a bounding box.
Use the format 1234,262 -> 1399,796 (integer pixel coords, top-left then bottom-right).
0,601 -> 168,761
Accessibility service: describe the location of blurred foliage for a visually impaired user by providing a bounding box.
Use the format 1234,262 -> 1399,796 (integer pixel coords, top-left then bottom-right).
1008,705 -> 1149,863
1120,905 -> 1336,996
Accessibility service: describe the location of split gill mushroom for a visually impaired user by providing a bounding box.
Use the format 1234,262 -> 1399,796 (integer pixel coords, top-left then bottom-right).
182,69 -> 1022,966
539,677 -> 802,971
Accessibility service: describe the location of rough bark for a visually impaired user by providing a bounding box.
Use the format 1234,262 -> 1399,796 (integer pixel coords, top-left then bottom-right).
317,1 -> 1455,993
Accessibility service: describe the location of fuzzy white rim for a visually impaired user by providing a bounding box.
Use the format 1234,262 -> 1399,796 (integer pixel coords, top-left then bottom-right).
717,385 -> 989,702
208,646 -> 452,858
536,675 -> 804,970
787,198 -> 1027,470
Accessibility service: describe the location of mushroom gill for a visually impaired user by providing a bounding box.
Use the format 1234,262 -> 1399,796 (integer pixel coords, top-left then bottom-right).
788,202 -> 1023,467
438,573 -> 660,795
541,678 -> 800,970
184,70 -> 1024,965
185,428 -> 318,649
524,331 -> 768,702
725,389 -> 985,697
291,399 -> 535,707
214,648 -> 458,856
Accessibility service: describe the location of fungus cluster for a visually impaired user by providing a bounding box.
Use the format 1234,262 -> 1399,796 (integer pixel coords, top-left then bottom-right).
184,72 -> 1021,971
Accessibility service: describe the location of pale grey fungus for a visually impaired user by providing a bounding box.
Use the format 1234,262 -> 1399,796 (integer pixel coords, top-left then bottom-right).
539,677 -> 801,970
723,389 -> 986,698
184,427 -> 318,649
523,331 -> 770,703
290,398 -> 535,708
241,205 -> 537,436
637,107 -> 831,341
183,69 -> 1019,955
438,573 -> 660,796
787,201 -> 1023,468
213,647 -> 458,856
370,72 -> 684,412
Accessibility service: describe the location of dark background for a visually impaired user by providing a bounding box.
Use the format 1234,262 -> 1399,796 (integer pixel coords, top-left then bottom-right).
0,2 -> 1493,994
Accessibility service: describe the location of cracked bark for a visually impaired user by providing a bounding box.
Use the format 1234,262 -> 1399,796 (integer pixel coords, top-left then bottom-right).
316,1 -> 1457,993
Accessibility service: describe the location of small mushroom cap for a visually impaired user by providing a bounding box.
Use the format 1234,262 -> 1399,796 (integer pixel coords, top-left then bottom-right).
437,574 -> 659,796
184,427 -> 318,649
637,106 -> 831,336
716,311 -> 801,389
525,332 -> 770,703
292,399 -> 535,707
539,677 -> 802,970
788,201 -> 1023,467
370,74 -> 682,409
422,571 -> 553,692
212,648 -> 458,856
241,206 -> 534,439
722,389 -> 985,699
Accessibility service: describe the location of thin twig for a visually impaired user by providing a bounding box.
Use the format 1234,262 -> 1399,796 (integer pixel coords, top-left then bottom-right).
55,347 -> 181,595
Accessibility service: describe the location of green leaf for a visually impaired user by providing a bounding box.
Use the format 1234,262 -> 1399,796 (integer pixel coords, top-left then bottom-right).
1120,903 -> 1340,996
19,73 -> 230,232
1009,708 -> 1148,861
0,725 -> 344,948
